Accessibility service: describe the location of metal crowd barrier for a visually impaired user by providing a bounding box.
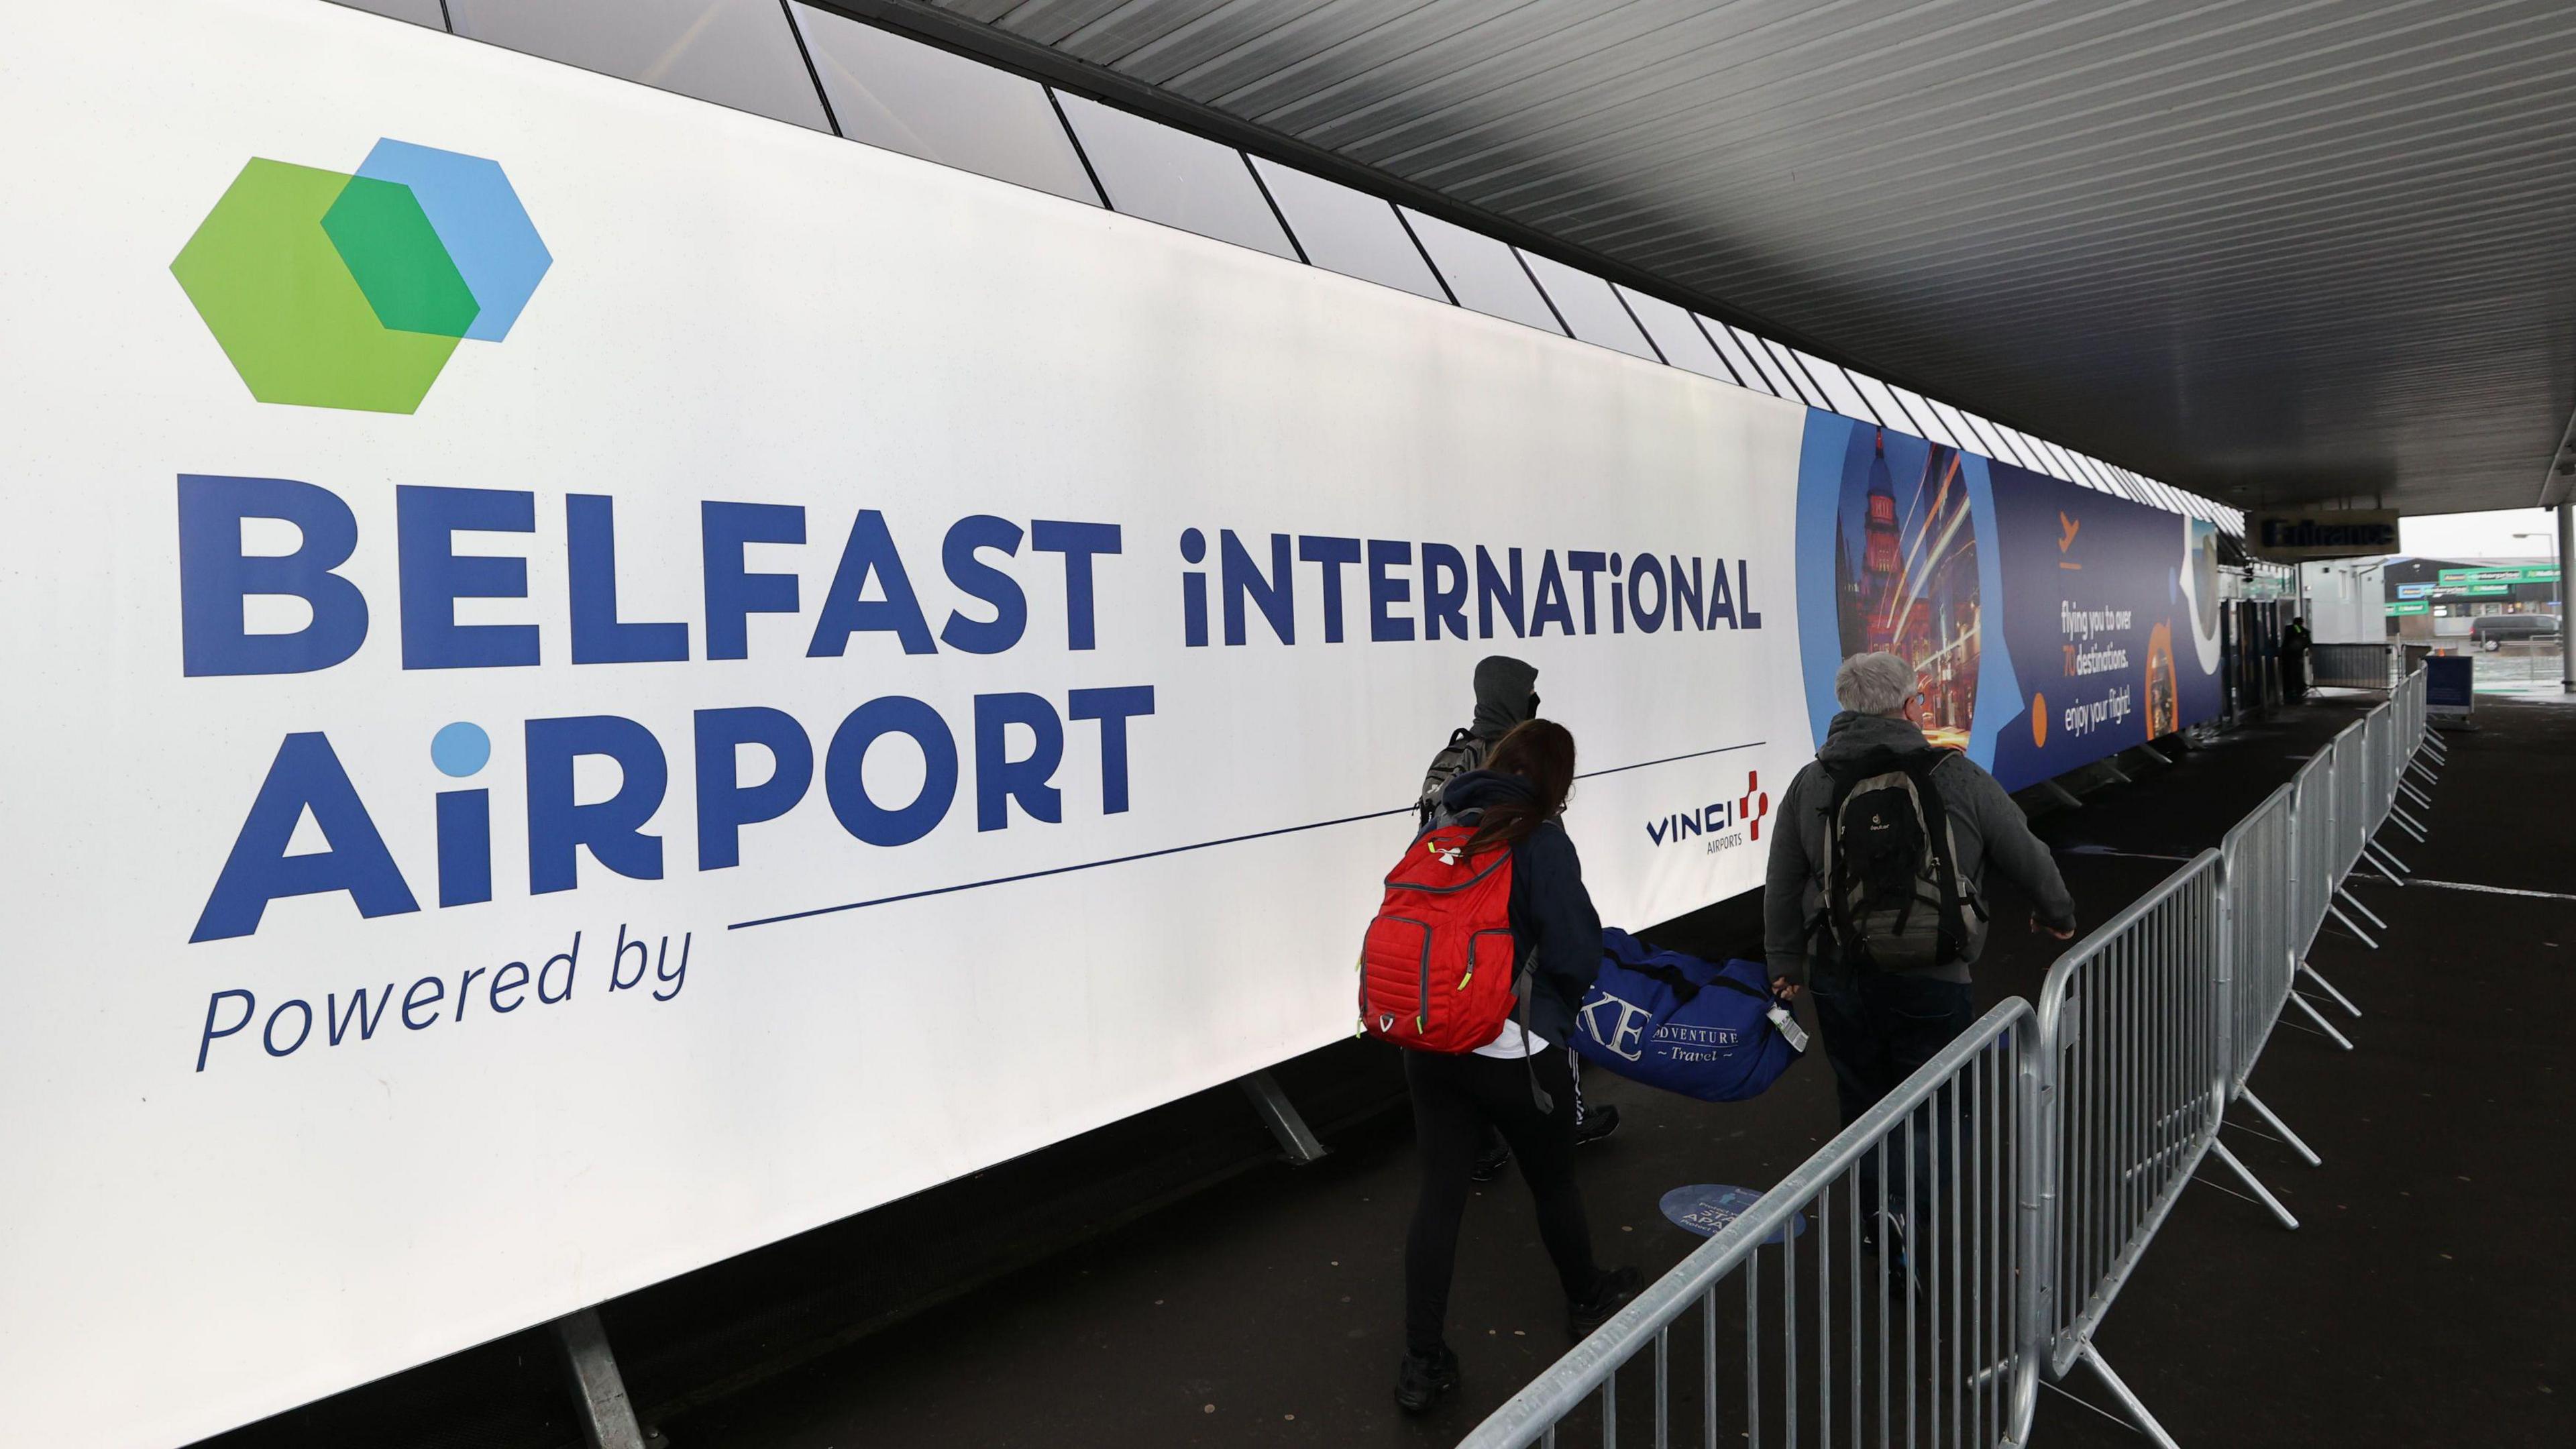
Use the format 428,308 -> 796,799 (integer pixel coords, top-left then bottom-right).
1466,671 -> 2443,1449
1457,1002 -> 2040,1449
2031,852 -> 2237,1444
2218,789 -> 2334,1088
2287,753 -> 2335,957
2306,641 -> 2394,691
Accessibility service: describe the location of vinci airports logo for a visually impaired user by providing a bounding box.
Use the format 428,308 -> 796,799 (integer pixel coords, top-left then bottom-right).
1644,771 -> 1772,854
170,140 -> 549,413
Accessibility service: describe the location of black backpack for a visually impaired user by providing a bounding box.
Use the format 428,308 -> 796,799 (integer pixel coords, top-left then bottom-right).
1416,727 -> 1489,829
1811,748 -> 1983,973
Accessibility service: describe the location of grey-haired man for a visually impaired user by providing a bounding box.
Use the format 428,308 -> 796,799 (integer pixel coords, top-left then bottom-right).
1762,653 -> 2075,1246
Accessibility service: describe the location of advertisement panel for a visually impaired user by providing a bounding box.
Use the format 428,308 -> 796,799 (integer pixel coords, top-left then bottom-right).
0,4 -> 1812,1444
1794,415 -> 2221,790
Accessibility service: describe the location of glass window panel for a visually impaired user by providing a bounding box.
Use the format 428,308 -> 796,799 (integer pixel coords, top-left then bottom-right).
2074,453 -> 2135,499
1619,288 -> 1740,385
1248,158 -> 1442,301
1959,411 -> 2031,467
790,5 -> 1097,205
1054,93 -> 1295,260
448,0 -> 830,131
1982,422 -> 2035,468
1918,397 -> 1986,455
2029,437 -> 2081,484
1696,315 -> 1777,395
2053,444 -> 2107,491
1790,349 -> 1880,423
2030,435 -> 2086,486
1399,209 -> 1562,334
1886,386 -> 1964,449
331,0 -> 448,27
1517,252 -> 1658,362
1750,335 -> 1823,406
2013,430 -> 2068,479
1847,370 -> 1918,432
1925,402 -> 1988,455
2077,454 -> 2131,497
1723,326 -> 1804,400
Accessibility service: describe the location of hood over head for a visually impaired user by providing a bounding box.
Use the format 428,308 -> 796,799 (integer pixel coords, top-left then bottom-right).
1470,655 -> 1540,741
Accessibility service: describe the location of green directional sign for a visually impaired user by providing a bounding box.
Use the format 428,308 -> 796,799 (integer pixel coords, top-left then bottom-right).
2435,564 -> 2559,586
2388,600 -> 2430,615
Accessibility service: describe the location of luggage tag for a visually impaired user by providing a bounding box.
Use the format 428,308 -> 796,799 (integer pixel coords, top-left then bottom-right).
1766,1004 -> 1811,1053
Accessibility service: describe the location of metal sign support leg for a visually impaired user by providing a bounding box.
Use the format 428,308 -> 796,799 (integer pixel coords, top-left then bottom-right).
553,1308 -> 647,1449
1239,1069 -> 1328,1164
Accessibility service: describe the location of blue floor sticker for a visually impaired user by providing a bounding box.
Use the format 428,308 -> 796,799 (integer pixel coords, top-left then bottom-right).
1660,1183 -> 1805,1245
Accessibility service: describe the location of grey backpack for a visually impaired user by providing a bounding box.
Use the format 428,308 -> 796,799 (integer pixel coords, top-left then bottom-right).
1415,727 -> 1488,830
1813,749 -> 1982,972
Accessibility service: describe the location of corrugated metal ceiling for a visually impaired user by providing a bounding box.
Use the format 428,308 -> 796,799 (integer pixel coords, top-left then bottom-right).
873,0 -> 2576,514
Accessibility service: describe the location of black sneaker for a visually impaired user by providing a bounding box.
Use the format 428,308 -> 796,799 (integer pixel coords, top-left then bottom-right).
1568,1265 -> 1644,1339
1573,1102 -> 1621,1148
1469,1139 -> 1512,1183
1394,1346 -> 1460,1413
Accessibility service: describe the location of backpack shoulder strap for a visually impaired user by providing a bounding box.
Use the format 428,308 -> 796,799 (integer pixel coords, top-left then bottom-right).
1417,726 -> 1485,823
1899,749 -> 1968,963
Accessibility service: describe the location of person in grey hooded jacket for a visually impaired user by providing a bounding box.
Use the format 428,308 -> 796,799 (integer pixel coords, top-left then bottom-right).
1417,655 -> 1542,829
1762,654 -> 2076,1240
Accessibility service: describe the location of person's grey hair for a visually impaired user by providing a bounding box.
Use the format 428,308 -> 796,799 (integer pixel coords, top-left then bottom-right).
1835,652 -> 1917,716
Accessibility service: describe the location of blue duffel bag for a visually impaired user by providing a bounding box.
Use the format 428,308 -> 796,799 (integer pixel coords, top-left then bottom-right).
1571,929 -> 1809,1102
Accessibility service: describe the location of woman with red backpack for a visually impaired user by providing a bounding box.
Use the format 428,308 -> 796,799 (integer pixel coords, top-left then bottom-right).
1387,718 -> 1641,1413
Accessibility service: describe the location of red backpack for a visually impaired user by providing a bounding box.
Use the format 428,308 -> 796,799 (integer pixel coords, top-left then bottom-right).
1358,823 -> 1525,1053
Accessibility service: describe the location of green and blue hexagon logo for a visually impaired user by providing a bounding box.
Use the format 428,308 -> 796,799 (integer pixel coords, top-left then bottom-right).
171,140 -> 550,413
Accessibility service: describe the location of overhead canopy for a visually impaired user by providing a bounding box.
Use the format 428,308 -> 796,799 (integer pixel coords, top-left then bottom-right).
872,0 -> 2576,515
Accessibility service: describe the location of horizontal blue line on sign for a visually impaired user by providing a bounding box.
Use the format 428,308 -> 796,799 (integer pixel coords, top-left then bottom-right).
729,739 -> 1766,931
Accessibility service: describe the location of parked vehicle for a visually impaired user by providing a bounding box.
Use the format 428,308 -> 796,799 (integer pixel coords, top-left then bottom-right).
2470,612 -> 2562,650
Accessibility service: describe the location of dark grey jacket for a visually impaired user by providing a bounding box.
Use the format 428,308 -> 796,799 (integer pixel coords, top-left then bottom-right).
1763,712 -> 2076,987
1417,655 -> 1539,829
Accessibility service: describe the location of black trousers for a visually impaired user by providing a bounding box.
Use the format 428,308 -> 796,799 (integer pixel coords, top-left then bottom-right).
1403,1049 -> 1600,1355
1811,972 -> 1978,1229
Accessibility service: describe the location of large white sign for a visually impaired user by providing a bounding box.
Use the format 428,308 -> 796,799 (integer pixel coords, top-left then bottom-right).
0,3 -> 1814,1444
